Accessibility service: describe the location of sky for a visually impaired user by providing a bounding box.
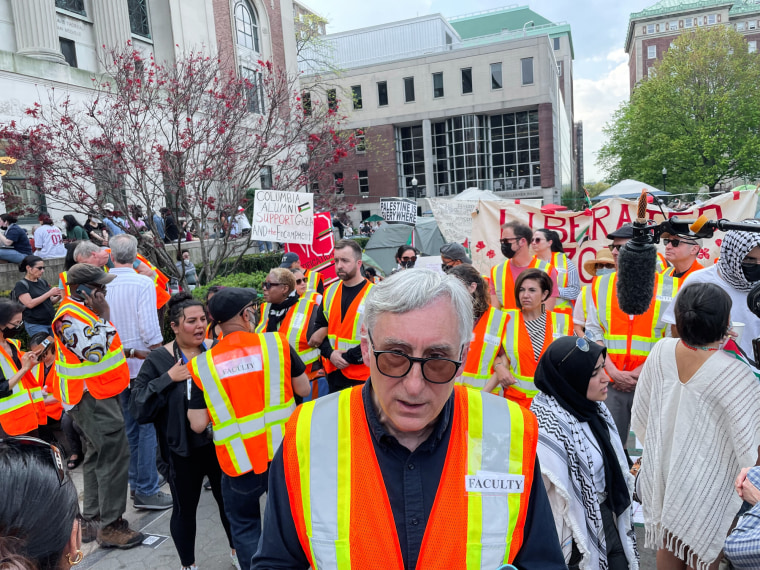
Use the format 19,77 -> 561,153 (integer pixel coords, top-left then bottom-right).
305,0 -> 657,183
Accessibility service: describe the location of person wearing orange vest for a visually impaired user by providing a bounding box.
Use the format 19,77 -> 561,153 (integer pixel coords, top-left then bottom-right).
309,239 -> 373,393
187,287 -> 310,570
488,269 -> 573,406
573,248 -> 617,337
252,269 -> 566,569
584,226 -> 672,449
52,263 -> 143,549
279,252 -> 324,295
0,299 -> 41,437
660,232 -> 704,296
30,332 -> 64,444
531,229 -> 581,315
490,220 -> 560,311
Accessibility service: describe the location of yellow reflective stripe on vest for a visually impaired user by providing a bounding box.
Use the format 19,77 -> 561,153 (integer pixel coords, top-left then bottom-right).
286,299 -> 319,365
306,270 -> 321,294
653,274 -> 674,332
296,389 -> 353,569
255,303 -> 270,334
492,263 -> 508,306
552,252 -> 568,288
55,348 -> 126,380
460,308 -> 507,389
593,274 -> 614,333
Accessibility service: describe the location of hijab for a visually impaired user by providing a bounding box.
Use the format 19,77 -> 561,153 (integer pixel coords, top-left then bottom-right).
534,336 -> 630,517
717,222 -> 760,292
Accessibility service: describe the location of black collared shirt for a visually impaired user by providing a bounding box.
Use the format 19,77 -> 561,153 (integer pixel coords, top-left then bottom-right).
252,382 -> 567,569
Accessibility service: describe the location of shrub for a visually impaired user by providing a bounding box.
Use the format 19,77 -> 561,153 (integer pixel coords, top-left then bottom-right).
192,271 -> 269,302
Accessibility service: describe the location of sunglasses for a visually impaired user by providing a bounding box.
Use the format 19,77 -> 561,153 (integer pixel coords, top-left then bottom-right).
294,278 -> 305,285
559,336 -> 590,368
531,238 -> 544,243
663,238 -> 697,248
0,436 -> 66,486
368,330 -> 463,384
262,282 -> 284,290
401,256 -> 417,262
607,244 -> 624,252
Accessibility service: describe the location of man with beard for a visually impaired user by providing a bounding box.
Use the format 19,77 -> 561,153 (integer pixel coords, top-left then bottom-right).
309,239 -> 373,393
490,221 -> 558,310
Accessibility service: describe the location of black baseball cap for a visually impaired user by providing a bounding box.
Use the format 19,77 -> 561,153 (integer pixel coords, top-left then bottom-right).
207,287 -> 258,324
606,223 -> 634,240
279,252 -> 300,268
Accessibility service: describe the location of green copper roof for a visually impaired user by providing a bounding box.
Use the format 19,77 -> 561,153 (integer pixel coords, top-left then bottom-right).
630,0 -> 760,20
449,6 -> 552,39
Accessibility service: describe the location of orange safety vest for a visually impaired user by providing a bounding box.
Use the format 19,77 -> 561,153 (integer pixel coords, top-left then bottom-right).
283,385 -> 538,569
491,257 -> 552,310
660,259 -> 704,293
34,362 -> 63,421
550,252 -> 574,315
502,310 -> 572,406
256,294 -> 322,370
590,272 -> 671,372
52,300 -> 130,405
458,306 -> 508,390
58,271 -> 69,301
0,340 -> 42,435
188,331 -> 296,477
135,253 -> 171,309
304,269 -> 324,295
656,252 -> 669,273
322,280 -> 373,381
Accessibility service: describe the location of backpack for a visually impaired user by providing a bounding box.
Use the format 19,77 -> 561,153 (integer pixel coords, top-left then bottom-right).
10,279 -> 29,302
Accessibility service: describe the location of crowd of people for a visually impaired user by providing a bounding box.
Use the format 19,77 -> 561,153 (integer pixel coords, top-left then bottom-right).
3,215 -> 760,570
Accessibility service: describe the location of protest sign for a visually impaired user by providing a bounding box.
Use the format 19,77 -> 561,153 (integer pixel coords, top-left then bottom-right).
468,190 -> 758,283
284,212 -> 337,284
380,198 -> 417,226
252,190 -> 313,245
428,197 -> 541,244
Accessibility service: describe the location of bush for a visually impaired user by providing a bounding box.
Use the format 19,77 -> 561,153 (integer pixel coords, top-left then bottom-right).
192,271 -> 269,302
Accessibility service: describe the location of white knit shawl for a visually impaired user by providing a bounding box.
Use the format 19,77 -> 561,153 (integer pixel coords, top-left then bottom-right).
631,338 -> 760,570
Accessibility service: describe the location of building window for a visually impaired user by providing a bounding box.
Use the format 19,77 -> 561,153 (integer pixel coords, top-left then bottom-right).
351,85 -> 362,110
234,1 -> 259,52
358,170 -> 369,195
404,77 -> 415,102
669,20 -> 678,30
737,21 -> 746,31
355,129 -> 366,153
396,125 -> 425,196
128,0 -> 151,38
553,37 -> 560,50
241,67 -> 265,114
557,61 -> 563,76
302,92 -> 311,116
461,68 -> 472,94
647,45 -> 657,59
59,38 -> 77,68
489,110 -> 541,192
750,41 -> 758,53
708,14 -> 717,25
646,24 -> 655,34
260,166 -> 273,189
333,172 -> 344,193
377,81 -> 388,106
311,182 -> 319,193
684,18 -> 694,28
521,58 -> 534,85
490,62 -> 502,89
750,20 -> 757,30
433,72 -> 444,98
327,89 -> 337,111
55,0 -> 85,16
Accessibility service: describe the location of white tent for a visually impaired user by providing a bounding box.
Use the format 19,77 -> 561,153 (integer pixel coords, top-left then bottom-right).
593,179 -> 668,201
452,187 -> 506,201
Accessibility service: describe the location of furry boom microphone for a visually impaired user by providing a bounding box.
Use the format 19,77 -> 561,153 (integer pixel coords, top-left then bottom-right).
616,191 -> 658,316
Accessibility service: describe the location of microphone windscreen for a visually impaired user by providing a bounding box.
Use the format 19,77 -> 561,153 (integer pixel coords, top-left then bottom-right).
616,241 -> 658,315
689,215 -> 709,234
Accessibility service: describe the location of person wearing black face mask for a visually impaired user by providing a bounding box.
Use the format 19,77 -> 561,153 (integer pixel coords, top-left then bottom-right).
0,298 -> 41,437
391,245 -> 419,274
662,222 -> 760,360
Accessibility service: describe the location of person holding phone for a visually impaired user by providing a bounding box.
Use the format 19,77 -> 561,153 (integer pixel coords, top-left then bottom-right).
14,255 -> 62,338
52,263 -> 143,548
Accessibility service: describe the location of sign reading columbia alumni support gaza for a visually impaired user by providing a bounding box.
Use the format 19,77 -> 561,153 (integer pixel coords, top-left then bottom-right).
380,197 -> 417,226
252,190 -> 314,245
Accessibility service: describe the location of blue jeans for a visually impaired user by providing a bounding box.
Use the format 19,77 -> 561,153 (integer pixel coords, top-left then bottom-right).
222,469 -> 268,570
0,248 -> 26,264
119,387 -> 160,497
25,322 -> 53,338
257,241 -> 273,253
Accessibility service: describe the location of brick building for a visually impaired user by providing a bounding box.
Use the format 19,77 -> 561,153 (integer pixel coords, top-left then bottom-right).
626,0 -> 760,92
299,5 -> 576,223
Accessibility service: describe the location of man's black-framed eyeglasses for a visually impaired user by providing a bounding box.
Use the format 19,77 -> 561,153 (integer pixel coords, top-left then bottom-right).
0,436 -> 66,486
559,336 -> 590,368
607,244 -> 624,252
663,238 -> 697,248
367,330 -> 462,384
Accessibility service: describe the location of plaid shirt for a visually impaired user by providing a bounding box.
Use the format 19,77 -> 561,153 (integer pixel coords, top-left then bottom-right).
725,467 -> 760,569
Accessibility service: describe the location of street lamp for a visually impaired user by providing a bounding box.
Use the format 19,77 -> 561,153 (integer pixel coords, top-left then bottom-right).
662,167 -> 667,194
411,177 -> 419,219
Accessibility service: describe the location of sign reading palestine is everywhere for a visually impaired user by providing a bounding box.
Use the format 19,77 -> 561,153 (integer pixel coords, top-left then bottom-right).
380,197 -> 417,226
252,190 -> 314,245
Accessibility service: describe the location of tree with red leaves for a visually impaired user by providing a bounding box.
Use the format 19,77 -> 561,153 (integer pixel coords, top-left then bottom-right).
0,45 -> 356,284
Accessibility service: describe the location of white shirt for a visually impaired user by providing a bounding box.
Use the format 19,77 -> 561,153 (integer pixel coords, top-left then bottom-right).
662,264 -> 760,356
33,225 -> 66,258
235,212 -> 251,231
105,267 -> 163,379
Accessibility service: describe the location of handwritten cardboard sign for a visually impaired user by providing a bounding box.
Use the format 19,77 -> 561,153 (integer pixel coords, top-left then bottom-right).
252,190 -> 314,245
380,197 -> 417,226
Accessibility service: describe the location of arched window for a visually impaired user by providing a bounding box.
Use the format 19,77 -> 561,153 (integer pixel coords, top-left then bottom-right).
235,1 -> 260,53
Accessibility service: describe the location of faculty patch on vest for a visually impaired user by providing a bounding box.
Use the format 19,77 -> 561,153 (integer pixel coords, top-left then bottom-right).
218,354 -> 263,377
656,295 -> 672,302
484,333 -> 501,346
465,470 -> 525,494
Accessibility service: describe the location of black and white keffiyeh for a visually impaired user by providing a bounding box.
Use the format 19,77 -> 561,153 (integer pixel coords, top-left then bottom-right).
717,221 -> 760,292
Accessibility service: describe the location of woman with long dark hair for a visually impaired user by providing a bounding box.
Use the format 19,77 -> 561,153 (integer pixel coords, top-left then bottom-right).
130,293 -> 234,570
14,255 -> 61,337
532,336 -> 638,569
0,437 -> 83,569
62,215 -> 88,242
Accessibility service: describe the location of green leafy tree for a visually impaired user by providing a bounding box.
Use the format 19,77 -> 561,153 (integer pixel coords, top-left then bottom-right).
598,27 -> 760,192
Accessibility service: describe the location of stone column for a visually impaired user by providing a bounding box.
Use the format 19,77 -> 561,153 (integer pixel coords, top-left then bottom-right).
11,0 -> 66,64
422,119 -> 435,199
90,0 -> 132,69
